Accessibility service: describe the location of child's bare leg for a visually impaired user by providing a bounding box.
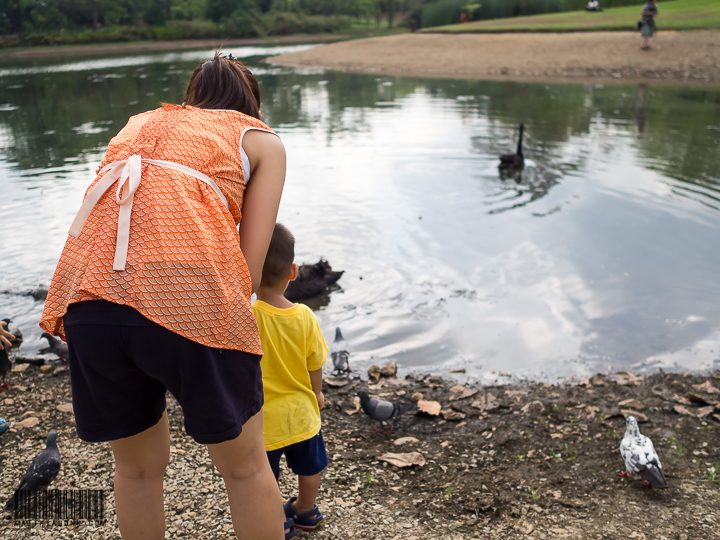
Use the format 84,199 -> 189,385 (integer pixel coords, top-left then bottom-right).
207,411 -> 284,540
109,411 -> 170,540
293,473 -> 321,514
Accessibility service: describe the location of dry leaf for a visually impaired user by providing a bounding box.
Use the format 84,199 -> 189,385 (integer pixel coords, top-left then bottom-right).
394,437 -> 419,446
380,361 -> 397,378
441,408 -> 466,421
607,371 -> 643,386
377,452 -> 425,468
11,363 -> 29,373
416,400 -> 441,416
621,409 -> 648,423
16,417 -> 39,429
521,400 -> 545,415
550,433 -> 564,439
692,381 -> 720,394
344,396 -> 361,415
449,386 -> 478,402
40,365 -> 54,373
368,365 -> 381,383
410,392 -> 424,403
56,403 -> 73,413
325,377 -> 349,388
618,398 -> 645,410
447,368 -> 466,374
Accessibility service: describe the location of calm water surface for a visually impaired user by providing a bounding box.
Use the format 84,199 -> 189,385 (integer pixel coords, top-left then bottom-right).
1,46 -> 719,381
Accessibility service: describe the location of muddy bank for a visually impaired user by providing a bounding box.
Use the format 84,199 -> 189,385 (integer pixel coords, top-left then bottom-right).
270,30 -> 720,85
0,34 -> 347,60
1,365 -> 719,539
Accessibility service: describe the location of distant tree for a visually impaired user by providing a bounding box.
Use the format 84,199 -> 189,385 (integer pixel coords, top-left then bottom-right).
144,0 -> 167,25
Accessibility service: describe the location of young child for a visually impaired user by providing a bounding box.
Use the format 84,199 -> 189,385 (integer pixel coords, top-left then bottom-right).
252,223 -> 329,539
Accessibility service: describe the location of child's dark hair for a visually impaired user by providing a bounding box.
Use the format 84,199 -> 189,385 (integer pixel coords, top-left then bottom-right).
260,223 -> 295,288
183,51 -> 261,118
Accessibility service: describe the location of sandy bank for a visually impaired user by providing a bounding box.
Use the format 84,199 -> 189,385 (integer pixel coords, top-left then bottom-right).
1,363 -> 719,538
270,30 -> 720,85
0,34 -> 347,60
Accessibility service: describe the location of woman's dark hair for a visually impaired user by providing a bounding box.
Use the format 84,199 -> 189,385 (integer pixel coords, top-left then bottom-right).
184,51 -> 261,118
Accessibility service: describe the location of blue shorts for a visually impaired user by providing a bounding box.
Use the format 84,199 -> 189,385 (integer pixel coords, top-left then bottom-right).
266,431 -> 328,480
64,300 -> 264,445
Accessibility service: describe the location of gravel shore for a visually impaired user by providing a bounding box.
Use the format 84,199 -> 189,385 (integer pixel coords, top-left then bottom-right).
1,364 -> 720,539
270,30 -> 720,85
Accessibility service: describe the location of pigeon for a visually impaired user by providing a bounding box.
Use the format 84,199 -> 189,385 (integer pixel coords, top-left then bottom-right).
331,327 -> 350,374
285,259 -> 344,302
0,344 -> 10,391
40,333 -> 68,362
4,431 -> 62,511
619,416 -> 670,489
2,318 -> 23,349
356,389 -> 418,432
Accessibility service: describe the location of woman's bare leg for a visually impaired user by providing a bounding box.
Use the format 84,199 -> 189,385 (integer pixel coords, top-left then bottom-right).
109,411 -> 170,540
207,411 -> 284,540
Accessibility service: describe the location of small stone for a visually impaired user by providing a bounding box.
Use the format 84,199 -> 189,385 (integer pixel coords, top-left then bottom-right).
15,416 -> 40,429
40,365 -> 54,373
56,403 -> 73,413
410,392 -> 424,403
368,365 -> 381,383
11,363 -> 29,372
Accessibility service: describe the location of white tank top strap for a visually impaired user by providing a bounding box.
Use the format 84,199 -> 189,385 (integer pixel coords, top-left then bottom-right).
68,155 -> 229,272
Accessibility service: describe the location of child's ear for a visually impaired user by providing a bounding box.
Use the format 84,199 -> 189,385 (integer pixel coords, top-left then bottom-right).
288,263 -> 299,282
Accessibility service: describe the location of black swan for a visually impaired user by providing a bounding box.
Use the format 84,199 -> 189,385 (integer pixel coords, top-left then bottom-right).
498,123 -> 524,170
285,259 -> 344,302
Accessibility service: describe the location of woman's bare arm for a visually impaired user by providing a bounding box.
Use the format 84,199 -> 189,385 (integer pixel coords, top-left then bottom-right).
239,129 -> 286,293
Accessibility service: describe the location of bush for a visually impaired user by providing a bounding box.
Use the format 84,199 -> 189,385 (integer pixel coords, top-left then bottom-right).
262,12 -> 348,35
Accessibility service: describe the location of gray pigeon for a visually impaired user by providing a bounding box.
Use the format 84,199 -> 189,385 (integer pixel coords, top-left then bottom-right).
40,333 -> 68,362
4,431 -> 62,511
2,318 -> 23,349
331,327 -> 350,374
619,416 -> 669,489
356,389 -> 417,432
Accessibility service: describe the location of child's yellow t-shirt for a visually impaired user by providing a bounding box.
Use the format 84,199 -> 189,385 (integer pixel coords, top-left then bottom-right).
252,300 -> 329,451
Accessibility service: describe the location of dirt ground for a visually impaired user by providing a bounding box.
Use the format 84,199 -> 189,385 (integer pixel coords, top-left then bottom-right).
1,362 -> 719,539
270,30 -> 720,84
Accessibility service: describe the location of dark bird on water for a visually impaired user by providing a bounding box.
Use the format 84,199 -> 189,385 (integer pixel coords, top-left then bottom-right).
40,333 -> 68,362
2,318 -> 24,349
4,431 -> 62,511
331,327 -> 351,374
498,123 -> 525,170
356,389 -> 418,432
285,259 -> 344,302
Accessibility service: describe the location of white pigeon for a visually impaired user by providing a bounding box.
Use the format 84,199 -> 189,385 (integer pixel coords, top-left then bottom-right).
619,416 -> 670,489
330,327 -> 350,374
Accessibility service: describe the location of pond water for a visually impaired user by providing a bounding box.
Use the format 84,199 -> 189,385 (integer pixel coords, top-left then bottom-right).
1,45 -> 719,381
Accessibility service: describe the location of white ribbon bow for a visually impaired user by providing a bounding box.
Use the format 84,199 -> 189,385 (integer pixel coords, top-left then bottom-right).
69,155 -> 228,272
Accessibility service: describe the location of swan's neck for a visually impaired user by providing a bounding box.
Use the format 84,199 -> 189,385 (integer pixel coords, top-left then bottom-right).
516,125 -> 524,157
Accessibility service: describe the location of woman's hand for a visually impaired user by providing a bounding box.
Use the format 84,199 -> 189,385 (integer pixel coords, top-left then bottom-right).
239,130 -> 286,293
0,321 -> 14,350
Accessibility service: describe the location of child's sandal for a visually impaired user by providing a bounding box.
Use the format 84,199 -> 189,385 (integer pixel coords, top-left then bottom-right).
284,517 -> 298,540
283,497 -> 324,531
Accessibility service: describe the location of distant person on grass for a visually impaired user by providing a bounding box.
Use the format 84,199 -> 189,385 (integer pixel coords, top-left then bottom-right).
252,223 -> 329,540
585,0 -> 602,12
40,52 -> 287,540
640,0 -> 658,50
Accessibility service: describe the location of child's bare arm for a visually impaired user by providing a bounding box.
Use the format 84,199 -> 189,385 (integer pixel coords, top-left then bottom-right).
309,368 -> 324,410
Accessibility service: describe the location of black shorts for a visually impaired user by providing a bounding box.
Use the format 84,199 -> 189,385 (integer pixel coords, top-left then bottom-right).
64,300 -> 263,445
266,431 -> 328,480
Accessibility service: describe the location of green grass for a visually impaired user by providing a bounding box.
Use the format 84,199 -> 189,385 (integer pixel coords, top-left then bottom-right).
425,0 -> 720,33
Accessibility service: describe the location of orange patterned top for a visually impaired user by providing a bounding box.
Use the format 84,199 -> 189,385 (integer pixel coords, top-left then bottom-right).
40,104 -> 275,353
